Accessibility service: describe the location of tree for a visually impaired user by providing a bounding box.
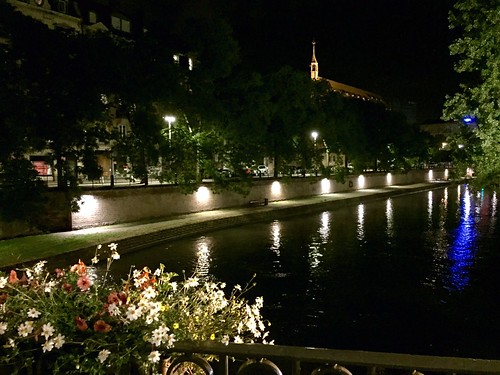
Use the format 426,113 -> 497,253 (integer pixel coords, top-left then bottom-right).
443,0 -> 500,189
0,5 -> 112,192
263,67 -> 317,177
0,157 -> 47,227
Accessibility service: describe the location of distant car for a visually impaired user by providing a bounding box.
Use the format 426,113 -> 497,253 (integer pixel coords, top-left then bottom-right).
256,165 -> 269,176
217,167 -> 233,178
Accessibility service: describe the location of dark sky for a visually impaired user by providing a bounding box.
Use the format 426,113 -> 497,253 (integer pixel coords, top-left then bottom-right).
225,0 -> 459,123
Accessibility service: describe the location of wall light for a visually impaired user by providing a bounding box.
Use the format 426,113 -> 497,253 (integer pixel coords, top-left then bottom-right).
271,181 -> 282,197
444,169 -> 449,180
358,175 -> 365,189
428,170 -> 434,181
320,178 -> 331,194
386,172 -> 392,185
77,195 -> 100,220
195,186 -> 210,204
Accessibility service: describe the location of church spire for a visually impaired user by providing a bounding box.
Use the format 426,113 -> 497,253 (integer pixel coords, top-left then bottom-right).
310,40 -> 319,80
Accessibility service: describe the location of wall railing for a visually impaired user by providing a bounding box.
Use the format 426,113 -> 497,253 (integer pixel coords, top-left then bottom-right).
160,341 -> 500,375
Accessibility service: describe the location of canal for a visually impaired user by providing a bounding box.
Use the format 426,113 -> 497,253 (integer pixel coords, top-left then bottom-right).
115,184 -> 500,360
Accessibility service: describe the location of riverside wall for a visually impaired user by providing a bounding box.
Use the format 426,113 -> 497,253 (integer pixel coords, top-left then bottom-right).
0,169 -> 449,239
71,169 -> 448,230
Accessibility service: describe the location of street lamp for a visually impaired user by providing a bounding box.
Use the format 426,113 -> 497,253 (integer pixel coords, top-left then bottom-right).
164,115 -> 176,143
311,131 -> 318,176
311,131 -> 318,145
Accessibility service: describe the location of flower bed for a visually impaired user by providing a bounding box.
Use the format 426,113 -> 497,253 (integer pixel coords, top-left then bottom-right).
0,243 -> 271,374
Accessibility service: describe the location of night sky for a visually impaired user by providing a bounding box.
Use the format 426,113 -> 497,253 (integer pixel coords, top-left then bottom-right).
224,0 -> 459,123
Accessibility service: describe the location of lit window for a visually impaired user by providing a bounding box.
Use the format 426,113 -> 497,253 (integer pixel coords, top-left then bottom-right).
111,16 -> 131,33
118,124 -> 127,137
89,11 -> 97,24
121,19 -> 130,33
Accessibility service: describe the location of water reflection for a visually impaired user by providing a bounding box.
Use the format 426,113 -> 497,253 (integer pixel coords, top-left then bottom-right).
270,220 -> 281,256
118,185 -> 500,358
385,198 -> 394,241
427,190 -> 433,227
308,215 -> 328,272
308,243 -> 322,270
426,188 -> 449,288
193,237 -> 212,277
448,186 -> 476,291
319,212 -> 331,243
491,192 -> 498,234
357,204 -> 365,242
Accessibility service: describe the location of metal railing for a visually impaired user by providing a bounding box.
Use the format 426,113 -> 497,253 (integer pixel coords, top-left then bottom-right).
160,341 -> 500,375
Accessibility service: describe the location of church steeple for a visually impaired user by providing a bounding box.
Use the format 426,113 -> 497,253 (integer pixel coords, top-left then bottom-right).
310,40 -> 319,80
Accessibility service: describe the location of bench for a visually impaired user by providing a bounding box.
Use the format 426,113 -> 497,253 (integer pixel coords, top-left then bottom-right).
249,198 -> 269,206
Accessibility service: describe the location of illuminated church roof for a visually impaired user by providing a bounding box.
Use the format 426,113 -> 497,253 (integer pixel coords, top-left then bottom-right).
310,41 -> 385,104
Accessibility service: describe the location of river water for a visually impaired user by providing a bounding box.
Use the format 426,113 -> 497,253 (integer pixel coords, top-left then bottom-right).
115,184 -> 500,359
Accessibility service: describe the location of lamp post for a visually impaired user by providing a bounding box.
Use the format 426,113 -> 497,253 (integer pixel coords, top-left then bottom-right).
311,131 -> 318,176
110,150 -> 115,188
164,115 -> 176,144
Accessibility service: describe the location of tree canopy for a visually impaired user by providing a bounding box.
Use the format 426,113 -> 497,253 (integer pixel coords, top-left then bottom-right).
443,0 -> 500,189
0,1 -> 432,226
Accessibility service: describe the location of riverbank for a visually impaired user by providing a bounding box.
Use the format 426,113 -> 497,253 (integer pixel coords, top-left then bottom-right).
0,181 -> 451,269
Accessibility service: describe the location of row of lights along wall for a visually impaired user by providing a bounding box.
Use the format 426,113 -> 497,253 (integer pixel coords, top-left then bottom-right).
76,170 -> 448,226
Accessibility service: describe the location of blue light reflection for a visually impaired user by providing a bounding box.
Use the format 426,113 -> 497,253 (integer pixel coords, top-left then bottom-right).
448,186 -> 476,291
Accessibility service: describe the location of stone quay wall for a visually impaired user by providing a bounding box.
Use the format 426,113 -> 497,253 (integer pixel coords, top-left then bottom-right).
71,169 -> 448,230
0,169 -> 449,239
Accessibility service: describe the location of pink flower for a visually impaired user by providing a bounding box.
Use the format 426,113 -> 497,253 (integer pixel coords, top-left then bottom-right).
107,292 -> 121,305
75,316 -> 88,331
54,268 -> 64,278
70,260 -> 87,276
62,283 -> 73,293
77,274 -> 93,291
8,270 -> 18,284
93,320 -> 112,333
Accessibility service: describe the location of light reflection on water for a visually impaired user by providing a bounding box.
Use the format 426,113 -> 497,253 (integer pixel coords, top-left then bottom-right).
357,204 -> 365,242
117,185 -> 500,359
385,198 -> 394,241
447,186 -> 475,291
193,237 -> 212,277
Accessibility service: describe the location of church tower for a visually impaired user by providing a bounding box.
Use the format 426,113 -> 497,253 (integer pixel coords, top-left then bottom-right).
310,40 -> 319,80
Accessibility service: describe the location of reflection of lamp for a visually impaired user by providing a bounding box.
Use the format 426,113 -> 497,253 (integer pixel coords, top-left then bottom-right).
163,115 -> 176,143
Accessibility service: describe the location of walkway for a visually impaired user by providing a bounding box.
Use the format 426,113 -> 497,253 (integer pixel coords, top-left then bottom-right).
0,181 -> 450,269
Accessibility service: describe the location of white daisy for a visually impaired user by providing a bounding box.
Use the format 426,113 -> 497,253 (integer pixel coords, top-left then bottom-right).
98,349 -> 111,363
125,305 -> 142,321
107,303 -> 121,316
53,334 -> 65,349
141,286 -> 157,300
17,321 -> 34,337
42,339 -> 54,353
148,351 -> 161,363
41,323 -> 55,339
0,322 -> 7,335
27,308 -> 40,319
108,243 -> 118,252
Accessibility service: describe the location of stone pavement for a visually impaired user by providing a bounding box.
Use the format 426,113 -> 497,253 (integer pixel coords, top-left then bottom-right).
1,181 -> 451,268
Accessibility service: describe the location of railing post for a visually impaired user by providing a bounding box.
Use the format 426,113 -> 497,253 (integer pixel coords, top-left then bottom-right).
292,360 -> 301,375
222,355 -> 229,375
